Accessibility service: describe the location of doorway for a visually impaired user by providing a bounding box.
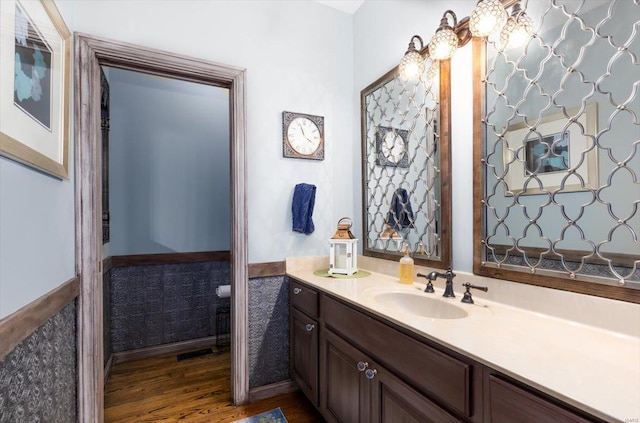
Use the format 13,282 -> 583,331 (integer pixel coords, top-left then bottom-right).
74,34 -> 248,422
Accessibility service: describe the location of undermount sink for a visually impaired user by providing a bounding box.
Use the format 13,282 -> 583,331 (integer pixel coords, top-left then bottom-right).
374,292 -> 468,319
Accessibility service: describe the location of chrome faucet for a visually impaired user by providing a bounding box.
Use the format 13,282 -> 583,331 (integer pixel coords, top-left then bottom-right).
417,267 -> 456,298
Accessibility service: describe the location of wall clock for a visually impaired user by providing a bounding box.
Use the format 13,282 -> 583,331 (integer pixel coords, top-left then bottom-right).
283,111 -> 324,160
376,126 -> 409,167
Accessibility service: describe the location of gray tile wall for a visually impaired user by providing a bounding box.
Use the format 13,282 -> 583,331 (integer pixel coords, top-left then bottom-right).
248,276 -> 290,389
0,301 -> 77,423
109,261 -> 231,352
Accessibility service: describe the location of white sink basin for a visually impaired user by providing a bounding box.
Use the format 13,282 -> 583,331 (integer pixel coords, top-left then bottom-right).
374,292 -> 468,319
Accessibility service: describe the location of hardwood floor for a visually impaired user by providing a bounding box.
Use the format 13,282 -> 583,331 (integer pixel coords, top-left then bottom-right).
105,349 -> 324,422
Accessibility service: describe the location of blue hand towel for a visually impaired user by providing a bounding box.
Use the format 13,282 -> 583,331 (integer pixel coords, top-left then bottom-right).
292,183 -> 316,235
386,188 -> 415,231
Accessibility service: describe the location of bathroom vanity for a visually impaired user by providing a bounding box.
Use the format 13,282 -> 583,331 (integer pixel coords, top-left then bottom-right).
287,258 -> 640,423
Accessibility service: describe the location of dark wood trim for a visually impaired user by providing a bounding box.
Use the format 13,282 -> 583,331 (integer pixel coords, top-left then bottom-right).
248,380 -> 298,403
110,251 -> 231,267
248,261 -> 286,278
0,276 -> 79,361
103,256 -> 113,274
75,32 -> 249,423
111,336 -> 218,365
471,38 -> 639,304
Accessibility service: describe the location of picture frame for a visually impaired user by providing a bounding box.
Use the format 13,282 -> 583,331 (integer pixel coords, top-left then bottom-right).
0,0 -> 71,179
503,103 -> 598,195
376,126 -> 409,168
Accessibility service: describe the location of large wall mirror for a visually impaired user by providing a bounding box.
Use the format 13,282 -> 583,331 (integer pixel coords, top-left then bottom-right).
361,57 -> 451,268
473,0 -> 639,302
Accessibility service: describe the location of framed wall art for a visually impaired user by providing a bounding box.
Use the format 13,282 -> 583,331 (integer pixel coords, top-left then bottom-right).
0,0 -> 71,179
503,104 -> 598,195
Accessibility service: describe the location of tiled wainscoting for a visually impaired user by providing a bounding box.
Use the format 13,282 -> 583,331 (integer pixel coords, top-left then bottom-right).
107,260 -> 231,353
0,302 -> 77,423
248,275 -> 290,389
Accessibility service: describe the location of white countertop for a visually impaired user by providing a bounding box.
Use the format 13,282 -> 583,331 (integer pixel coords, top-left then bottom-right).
286,259 -> 640,423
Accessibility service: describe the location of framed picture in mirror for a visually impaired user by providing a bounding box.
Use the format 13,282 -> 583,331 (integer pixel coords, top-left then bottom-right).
503,104 -> 598,196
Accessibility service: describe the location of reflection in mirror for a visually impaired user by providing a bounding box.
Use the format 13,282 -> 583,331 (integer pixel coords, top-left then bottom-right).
362,58 -> 451,268
474,0 -> 639,302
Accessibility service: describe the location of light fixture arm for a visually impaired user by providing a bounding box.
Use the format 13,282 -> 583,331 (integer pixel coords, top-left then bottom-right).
406,35 -> 424,55
439,10 -> 458,31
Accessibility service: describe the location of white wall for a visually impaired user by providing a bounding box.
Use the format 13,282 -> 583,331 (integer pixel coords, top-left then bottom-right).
106,68 -> 231,255
354,0 -> 477,271
55,0 -> 355,265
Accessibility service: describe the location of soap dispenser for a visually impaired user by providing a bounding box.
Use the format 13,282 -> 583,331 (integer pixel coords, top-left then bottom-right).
399,244 -> 414,284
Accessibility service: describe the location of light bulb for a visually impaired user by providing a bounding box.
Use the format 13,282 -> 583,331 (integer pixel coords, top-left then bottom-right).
399,35 -> 425,80
428,28 -> 459,60
470,0 -> 508,37
500,4 -> 535,49
400,50 -> 425,80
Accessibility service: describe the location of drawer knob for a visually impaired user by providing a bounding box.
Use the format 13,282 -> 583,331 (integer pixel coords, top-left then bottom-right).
305,323 -> 315,332
293,287 -> 302,295
356,361 -> 368,372
365,368 -> 377,380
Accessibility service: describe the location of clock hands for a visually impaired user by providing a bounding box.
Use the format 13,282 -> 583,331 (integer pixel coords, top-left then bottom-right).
300,124 -> 315,144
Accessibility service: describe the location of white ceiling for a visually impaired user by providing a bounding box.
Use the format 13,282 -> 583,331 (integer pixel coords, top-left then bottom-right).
314,0 -> 365,14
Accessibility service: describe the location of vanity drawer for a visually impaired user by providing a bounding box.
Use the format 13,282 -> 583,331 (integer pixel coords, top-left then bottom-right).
487,375 -> 595,423
290,279 -> 318,318
321,295 -> 472,417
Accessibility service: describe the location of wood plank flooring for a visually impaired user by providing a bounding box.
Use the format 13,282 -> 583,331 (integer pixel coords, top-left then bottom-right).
105,349 -> 324,422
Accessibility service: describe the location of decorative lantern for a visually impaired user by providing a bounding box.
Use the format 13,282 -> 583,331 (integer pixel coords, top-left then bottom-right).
329,217 -> 358,276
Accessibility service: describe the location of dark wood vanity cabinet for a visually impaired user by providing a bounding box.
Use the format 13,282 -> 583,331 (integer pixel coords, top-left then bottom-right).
289,280 -> 319,405
322,328 -> 459,423
288,277 -> 603,423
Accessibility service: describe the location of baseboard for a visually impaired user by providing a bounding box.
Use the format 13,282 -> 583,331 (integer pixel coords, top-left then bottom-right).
104,354 -> 113,386
111,335 -> 219,365
248,380 -> 298,403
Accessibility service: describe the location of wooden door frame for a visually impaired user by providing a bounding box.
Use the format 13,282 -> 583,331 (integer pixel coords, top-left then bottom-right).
74,33 -> 248,422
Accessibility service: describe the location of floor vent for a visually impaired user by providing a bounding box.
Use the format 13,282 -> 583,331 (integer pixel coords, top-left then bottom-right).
177,348 -> 214,362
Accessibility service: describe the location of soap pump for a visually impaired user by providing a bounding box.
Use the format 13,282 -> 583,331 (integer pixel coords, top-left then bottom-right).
399,244 -> 414,284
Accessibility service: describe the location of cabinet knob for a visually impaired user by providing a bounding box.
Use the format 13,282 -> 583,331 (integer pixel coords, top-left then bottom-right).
305,323 -> 315,332
356,361 -> 369,372
293,287 -> 302,295
365,368 -> 377,380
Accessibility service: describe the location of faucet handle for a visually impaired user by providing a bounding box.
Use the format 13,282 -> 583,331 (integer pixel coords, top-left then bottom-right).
461,282 -> 488,304
416,273 -> 435,293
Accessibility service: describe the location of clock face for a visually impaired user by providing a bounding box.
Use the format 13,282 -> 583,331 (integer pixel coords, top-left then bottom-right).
287,117 -> 321,155
382,131 -> 405,164
376,126 -> 409,167
282,111 -> 324,160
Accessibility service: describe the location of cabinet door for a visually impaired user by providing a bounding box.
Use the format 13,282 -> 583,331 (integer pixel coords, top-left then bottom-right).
290,307 -> 318,406
371,365 -> 459,423
321,329 -> 371,423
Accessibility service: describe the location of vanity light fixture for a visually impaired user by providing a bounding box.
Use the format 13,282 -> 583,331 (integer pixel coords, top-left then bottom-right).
500,1 -> 535,49
399,35 -> 425,80
428,10 -> 460,60
469,0 -> 508,37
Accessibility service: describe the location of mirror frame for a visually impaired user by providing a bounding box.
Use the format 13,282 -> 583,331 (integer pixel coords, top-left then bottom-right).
472,37 -> 639,304
361,59 -> 452,269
